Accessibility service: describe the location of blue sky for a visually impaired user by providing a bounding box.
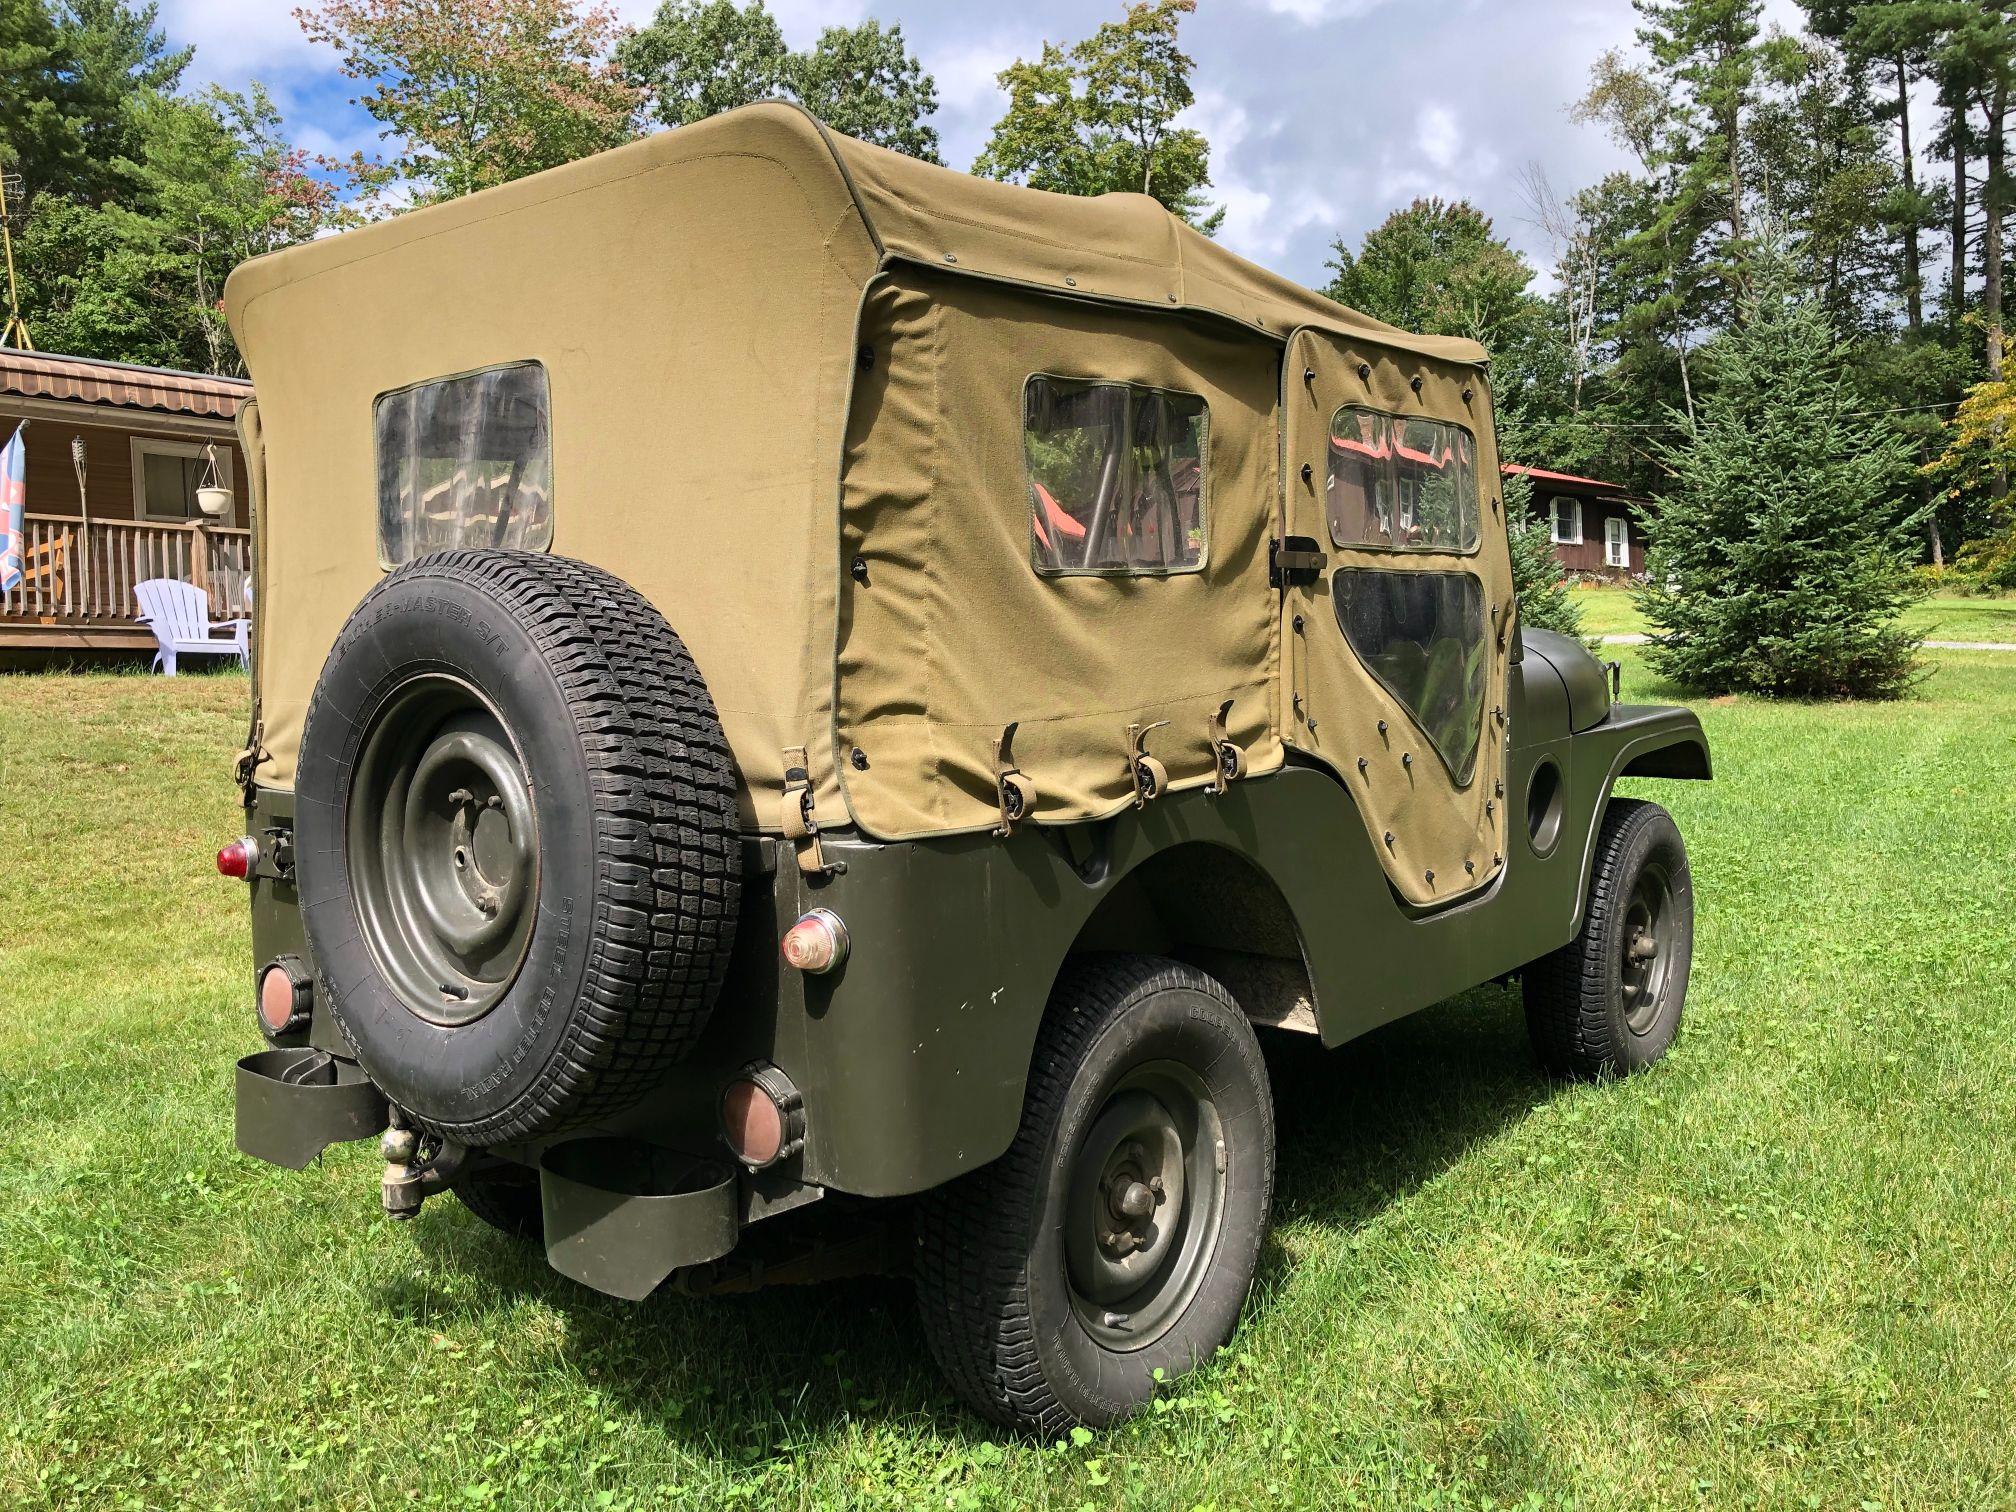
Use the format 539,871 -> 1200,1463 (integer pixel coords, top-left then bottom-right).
153,0 -> 1808,291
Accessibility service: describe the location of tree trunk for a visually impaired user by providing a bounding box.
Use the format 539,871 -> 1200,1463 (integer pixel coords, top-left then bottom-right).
1985,84 -> 2005,384
1985,81 -> 2006,502
1951,101 -> 1970,330
1898,54 -> 1924,332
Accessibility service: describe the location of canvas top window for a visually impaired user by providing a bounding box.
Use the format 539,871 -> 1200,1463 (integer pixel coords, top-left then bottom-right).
375,362 -> 553,567
1326,407 -> 1478,553
1023,376 -> 1208,576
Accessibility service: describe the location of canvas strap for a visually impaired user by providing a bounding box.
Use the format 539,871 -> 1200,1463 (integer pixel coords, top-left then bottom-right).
778,746 -> 826,876
1207,700 -> 1247,795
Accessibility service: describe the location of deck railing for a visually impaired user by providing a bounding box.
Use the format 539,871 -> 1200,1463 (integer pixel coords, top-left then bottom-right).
1,514 -> 252,624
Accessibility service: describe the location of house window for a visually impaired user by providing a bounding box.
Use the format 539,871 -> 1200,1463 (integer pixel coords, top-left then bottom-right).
1605,514 -> 1631,568
1023,376 -> 1208,575
131,438 -> 234,525
1548,496 -> 1582,546
375,362 -> 553,566
1326,407 -> 1478,551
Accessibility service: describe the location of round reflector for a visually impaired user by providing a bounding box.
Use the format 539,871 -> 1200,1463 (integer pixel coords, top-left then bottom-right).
718,1063 -> 806,1169
258,958 -> 312,1036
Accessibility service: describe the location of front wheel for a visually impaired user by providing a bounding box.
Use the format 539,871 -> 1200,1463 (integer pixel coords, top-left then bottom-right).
914,955 -> 1274,1434
1524,797 -> 1694,1077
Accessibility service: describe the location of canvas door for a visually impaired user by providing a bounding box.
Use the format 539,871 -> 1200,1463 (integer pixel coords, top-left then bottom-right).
1279,329 -> 1514,907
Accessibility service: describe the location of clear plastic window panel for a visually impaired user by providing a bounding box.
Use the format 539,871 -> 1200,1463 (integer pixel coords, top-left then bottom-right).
1332,568 -> 1488,784
376,363 -> 554,565
1326,406 -> 1478,552
1024,377 -> 1208,575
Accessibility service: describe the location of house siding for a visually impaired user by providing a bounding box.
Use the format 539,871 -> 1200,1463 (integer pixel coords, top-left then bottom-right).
1,404 -> 247,530
1542,492 -> 1645,578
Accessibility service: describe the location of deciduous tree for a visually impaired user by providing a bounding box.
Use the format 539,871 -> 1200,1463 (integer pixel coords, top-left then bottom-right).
618,1 -> 939,160
296,0 -> 638,204
974,0 -> 1221,231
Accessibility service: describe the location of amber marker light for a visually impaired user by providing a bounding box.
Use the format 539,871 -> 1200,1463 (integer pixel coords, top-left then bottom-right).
779,908 -> 849,974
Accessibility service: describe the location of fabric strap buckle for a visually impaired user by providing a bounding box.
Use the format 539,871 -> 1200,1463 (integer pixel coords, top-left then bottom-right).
779,746 -> 828,876
993,722 -> 1035,837
1127,721 -> 1170,807
1207,700 -> 1247,796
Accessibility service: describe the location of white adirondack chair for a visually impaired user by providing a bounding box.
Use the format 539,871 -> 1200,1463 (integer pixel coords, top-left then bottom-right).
134,578 -> 249,675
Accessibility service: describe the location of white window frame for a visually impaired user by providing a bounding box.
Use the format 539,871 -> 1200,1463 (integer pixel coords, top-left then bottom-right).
131,437 -> 235,526
1605,513 -> 1630,568
1548,495 -> 1582,546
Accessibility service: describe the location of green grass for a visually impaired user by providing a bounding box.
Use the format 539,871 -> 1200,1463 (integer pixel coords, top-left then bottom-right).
1569,583 -> 2016,644
4,658 -> 2015,1508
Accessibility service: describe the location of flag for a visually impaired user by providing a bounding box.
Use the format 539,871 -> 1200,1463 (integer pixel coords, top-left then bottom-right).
0,424 -> 24,594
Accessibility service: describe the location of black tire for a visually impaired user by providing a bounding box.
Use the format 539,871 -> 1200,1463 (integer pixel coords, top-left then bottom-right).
914,955 -> 1275,1434
453,1161 -> 543,1241
296,549 -> 740,1146
1524,797 -> 1693,1077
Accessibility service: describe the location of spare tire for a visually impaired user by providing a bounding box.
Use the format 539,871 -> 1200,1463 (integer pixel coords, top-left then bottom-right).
295,549 -> 740,1146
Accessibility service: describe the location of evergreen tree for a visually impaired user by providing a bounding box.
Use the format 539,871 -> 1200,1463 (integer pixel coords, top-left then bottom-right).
1503,464 -> 1587,641
1635,244 -> 1924,697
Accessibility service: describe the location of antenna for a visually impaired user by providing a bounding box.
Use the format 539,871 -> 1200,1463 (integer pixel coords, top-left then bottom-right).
1,167 -> 32,351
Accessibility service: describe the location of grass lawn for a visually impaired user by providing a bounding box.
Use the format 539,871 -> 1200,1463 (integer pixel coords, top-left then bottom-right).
1570,582 -> 2016,645
3,657 -> 2015,1508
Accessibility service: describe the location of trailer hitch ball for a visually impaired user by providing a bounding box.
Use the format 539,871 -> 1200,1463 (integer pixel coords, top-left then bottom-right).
379,1119 -> 469,1220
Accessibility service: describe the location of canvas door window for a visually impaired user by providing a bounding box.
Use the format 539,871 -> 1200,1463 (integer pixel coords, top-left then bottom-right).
1282,330 -> 1511,906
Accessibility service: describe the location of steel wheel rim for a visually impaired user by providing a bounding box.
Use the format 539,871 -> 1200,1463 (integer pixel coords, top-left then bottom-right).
1063,1059 -> 1228,1351
1620,859 -> 1675,1036
348,674 -> 539,1026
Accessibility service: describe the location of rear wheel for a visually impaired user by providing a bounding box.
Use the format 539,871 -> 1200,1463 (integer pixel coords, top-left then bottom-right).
915,955 -> 1274,1433
1524,798 -> 1693,1077
453,1160 -> 543,1241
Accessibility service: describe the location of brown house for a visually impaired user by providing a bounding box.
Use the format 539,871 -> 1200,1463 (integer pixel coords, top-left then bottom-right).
1503,463 -> 1647,579
0,348 -> 251,654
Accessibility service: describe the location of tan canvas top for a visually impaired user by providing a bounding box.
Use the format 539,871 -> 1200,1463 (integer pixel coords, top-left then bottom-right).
226,104 -> 1495,880
226,103 -> 1485,370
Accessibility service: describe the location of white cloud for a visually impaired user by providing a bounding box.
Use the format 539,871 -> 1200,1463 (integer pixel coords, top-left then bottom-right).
157,0 -> 319,82
1416,104 -> 1461,171
1251,0 -> 1399,24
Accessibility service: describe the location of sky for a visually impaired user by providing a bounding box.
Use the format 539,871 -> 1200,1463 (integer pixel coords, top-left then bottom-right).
153,0 -> 1811,292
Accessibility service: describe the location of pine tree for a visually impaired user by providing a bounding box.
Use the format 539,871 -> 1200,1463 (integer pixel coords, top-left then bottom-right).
1503,467 -> 1586,642
1634,242 -> 1924,697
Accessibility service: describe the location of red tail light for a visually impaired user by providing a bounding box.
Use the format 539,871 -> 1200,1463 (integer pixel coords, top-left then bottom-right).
780,908 -> 849,974
216,837 -> 257,879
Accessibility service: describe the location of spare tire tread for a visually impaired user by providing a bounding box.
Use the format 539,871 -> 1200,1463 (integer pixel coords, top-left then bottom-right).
309,549 -> 740,1144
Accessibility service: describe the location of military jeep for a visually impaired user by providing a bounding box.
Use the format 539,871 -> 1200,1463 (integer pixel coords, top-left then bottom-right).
221,104 -> 1709,1433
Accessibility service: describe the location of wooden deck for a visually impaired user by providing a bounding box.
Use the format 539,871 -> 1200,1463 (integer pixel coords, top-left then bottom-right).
1,514 -> 251,652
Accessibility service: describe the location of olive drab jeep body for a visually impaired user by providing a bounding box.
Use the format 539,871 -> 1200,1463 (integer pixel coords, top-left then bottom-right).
221,104 -> 1709,1433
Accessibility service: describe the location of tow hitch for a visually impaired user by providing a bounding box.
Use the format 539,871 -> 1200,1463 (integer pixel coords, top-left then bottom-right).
379,1109 -> 470,1220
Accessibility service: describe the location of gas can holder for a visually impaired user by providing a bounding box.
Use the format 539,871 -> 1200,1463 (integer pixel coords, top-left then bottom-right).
234,1047 -> 389,1170
539,1138 -> 739,1301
